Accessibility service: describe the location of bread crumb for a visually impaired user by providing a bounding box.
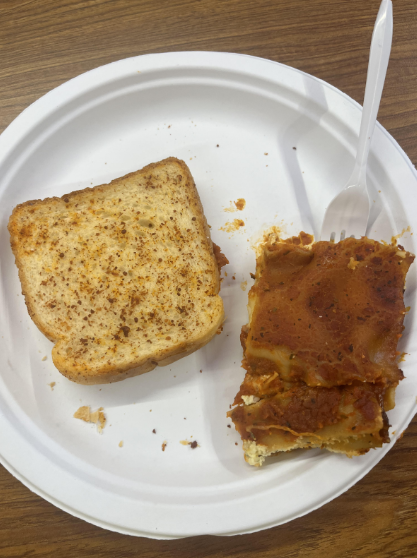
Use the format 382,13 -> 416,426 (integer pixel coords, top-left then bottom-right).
74,406 -> 90,422
392,430 -> 396,436
48,382 -> 56,391
119,440 -> 123,447
91,408 -> 106,433
152,429 -> 156,434
74,405 -> 106,433
240,280 -> 247,291
162,441 -> 167,451
200,369 -> 203,373
399,431 -> 405,440
42,356 -> 47,361
264,153 -> 268,156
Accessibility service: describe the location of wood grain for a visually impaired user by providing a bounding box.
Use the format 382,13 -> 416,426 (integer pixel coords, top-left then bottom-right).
1,0 -> 417,556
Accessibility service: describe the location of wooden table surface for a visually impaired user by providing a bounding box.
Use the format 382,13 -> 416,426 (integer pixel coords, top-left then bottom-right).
1,0 -> 417,556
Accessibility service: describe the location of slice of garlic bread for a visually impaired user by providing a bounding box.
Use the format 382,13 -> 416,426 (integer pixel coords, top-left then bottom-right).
8,158 -> 226,384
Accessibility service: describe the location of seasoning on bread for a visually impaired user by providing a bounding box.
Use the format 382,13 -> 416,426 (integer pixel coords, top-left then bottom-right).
8,158 -> 226,384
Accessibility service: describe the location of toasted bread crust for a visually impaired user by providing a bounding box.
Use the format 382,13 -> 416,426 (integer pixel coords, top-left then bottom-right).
8,158 -> 225,384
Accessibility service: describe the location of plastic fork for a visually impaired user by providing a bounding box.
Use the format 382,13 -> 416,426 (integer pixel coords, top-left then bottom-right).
320,0 -> 393,242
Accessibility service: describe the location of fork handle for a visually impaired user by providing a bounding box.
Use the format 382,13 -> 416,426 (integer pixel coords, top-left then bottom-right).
348,0 -> 393,188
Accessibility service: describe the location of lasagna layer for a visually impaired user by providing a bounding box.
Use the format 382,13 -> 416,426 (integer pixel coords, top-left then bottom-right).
229,232 -> 414,466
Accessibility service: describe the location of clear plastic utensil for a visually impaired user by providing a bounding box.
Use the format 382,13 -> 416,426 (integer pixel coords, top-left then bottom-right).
320,0 -> 393,242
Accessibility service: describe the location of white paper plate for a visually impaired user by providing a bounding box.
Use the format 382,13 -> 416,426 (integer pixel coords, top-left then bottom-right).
0,52 -> 416,539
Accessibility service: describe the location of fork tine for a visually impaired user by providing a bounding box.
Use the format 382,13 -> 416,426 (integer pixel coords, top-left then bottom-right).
320,185 -> 370,241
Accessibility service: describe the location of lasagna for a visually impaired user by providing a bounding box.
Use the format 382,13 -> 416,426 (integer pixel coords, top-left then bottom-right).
228,231 -> 414,466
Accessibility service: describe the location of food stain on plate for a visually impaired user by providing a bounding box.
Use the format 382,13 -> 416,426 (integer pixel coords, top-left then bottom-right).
250,222 -> 288,256
180,440 -> 199,448
223,198 -> 246,213
219,219 -> 245,233
391,225 -> 411,245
